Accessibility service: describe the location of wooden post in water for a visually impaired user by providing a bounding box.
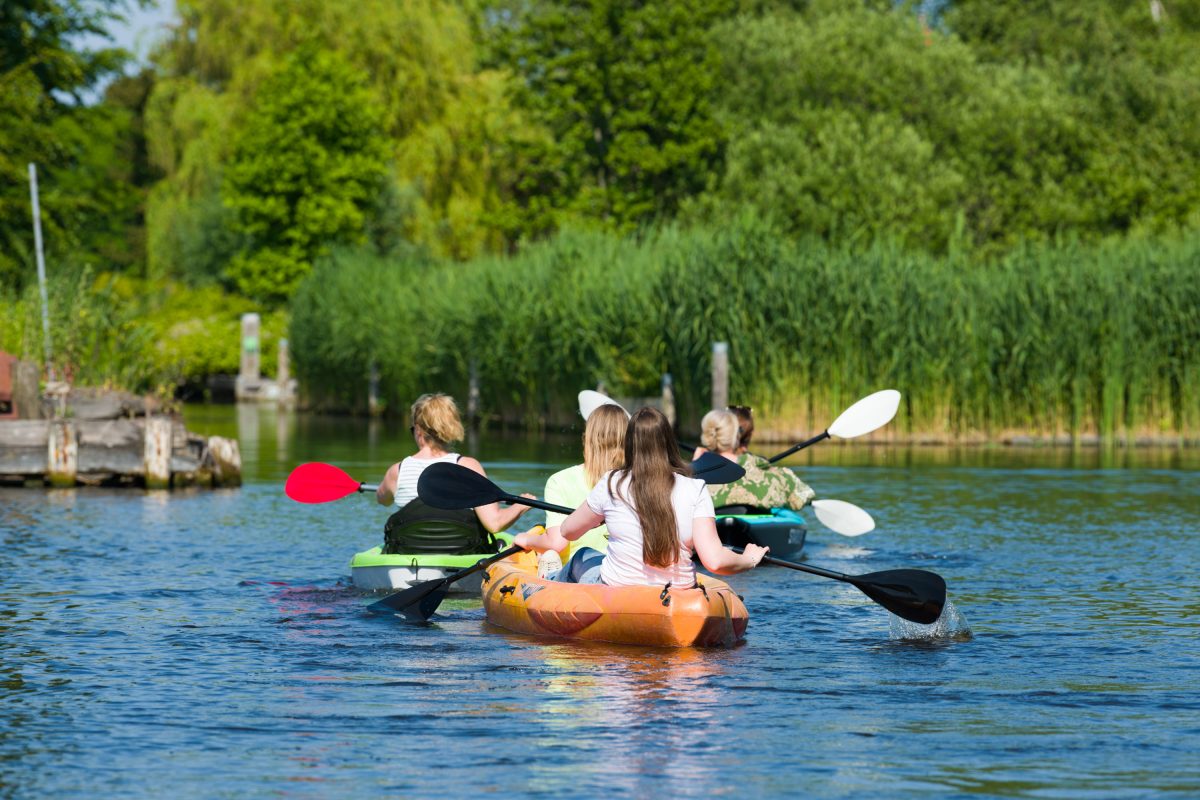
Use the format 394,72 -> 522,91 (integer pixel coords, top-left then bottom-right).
46,420 -> 76,486
711,342 -> 729,411
236,313 -> 261,400
367,362 -> 381,416
467,359 -> 480,423
661,373 -> 676,427
144,416 -> 172,489
277,338 -> 293,405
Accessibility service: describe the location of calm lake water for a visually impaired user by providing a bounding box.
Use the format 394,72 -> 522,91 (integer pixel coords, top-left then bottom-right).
2,404 -> 1198,798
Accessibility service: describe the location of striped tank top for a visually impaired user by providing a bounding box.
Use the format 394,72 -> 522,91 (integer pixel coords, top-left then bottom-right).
394,452 -> 461,508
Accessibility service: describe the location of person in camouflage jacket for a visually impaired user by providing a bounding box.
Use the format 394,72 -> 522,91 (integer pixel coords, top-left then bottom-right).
698,408 -> 815,511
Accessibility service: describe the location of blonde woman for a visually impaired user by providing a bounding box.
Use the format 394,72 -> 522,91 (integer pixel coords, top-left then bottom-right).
700,408 -> 815,511
376,394 -> 532,547
533,404 -> 629,567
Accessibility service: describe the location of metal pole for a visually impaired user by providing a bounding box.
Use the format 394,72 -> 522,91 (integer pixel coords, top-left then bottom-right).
28,163 -> 54,381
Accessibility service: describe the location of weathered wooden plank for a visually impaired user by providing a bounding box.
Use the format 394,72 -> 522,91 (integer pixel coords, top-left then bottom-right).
169,454 -> 202,473
0,449 -> 48,473
77,449 -> 142,474
76,418 -> 141,448
0,420 -> 49,447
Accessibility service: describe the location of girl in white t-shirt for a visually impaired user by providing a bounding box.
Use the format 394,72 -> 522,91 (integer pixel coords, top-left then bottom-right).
514,407 -> 768,587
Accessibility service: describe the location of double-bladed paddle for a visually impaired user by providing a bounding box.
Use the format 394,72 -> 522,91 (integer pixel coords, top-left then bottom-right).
284,450 -> 744,506
580,389 -> 901,464
374,463 -> 947,625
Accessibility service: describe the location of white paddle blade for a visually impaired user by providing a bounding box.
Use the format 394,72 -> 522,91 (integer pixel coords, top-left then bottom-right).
811,499 -> 876,537
578,390 -> 629,421
826,389 -> 901,439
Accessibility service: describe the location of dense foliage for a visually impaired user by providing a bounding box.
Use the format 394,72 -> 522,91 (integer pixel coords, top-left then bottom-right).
2,0 -> 1198,436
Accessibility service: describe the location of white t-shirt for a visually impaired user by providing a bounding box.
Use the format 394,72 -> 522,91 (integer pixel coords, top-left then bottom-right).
585,470 -> 715,588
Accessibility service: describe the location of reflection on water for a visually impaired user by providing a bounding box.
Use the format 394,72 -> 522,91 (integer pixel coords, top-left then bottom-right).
0,403 -> 1197,797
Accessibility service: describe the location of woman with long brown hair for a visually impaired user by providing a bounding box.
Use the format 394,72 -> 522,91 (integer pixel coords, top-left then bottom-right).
515,407 -> 767,586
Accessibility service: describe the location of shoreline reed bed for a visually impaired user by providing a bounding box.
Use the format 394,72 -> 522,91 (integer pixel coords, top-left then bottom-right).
291,220 -> 1200,440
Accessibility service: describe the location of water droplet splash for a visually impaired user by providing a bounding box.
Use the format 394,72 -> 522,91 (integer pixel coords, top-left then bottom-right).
888,598 -> 972,641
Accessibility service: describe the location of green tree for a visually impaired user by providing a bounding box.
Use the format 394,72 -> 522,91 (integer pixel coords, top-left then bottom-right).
221,49 -> 388,304
487,0 -> 734,231
0,0 -> 136,288
146,0 -> 538,271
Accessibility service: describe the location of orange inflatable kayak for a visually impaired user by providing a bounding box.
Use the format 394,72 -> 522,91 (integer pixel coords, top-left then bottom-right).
481,552 -> 749,647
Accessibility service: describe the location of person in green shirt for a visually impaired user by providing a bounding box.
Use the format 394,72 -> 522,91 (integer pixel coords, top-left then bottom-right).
701,408 -> 815,511
530,403 -> 629,570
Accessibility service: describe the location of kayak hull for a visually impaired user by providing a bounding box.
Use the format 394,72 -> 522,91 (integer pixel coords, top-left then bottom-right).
716,509 -> 807,561
351,535 -> 513,593
482,552 -> 749,648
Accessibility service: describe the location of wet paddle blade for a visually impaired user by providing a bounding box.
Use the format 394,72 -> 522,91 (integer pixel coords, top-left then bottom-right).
811,499 -> 876,537
368,577 -> 449,621
578,390 -> 629,421
827,390 -> 901,439
850,568 -> 946,624
285,462 -> 362,504
417,462 -> 504,510
691,452 -> 746,485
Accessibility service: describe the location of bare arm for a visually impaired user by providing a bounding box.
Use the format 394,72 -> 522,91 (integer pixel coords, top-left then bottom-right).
691,517 -> 767,575
459,456 -> 530,532
513,524 -> 571,554
560,502 -> 605,542
376,463 -> 400,506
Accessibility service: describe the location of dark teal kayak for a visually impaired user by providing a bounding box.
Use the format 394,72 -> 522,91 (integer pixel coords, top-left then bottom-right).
715,506 -> 808,561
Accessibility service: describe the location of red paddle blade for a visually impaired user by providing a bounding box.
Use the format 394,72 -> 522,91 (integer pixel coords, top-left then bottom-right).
285,462 -> 363,504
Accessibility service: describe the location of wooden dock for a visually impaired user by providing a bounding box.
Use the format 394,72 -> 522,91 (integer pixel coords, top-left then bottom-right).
0,369 -> 241,489
0,415 -> 241,489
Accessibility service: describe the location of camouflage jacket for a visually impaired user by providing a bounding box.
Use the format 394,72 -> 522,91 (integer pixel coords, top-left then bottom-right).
708,453 -> 816,511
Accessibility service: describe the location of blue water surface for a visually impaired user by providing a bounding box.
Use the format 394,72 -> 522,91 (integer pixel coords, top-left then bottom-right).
2,406 -> 1198,798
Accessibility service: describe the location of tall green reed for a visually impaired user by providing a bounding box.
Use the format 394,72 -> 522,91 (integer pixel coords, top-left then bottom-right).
291,221 -> 1200,439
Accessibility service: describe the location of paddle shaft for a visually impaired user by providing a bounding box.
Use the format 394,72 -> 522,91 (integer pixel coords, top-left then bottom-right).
501,493 -> 572,516
680,431 -> 829,464
448,543 -> 525,585
727,546 -> 857,584
766,431 -> 830,464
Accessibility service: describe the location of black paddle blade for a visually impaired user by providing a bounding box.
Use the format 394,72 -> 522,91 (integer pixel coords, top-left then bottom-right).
418,462 -> 502,510
850,569 -> 947,625
691,452 -> 746,485
367,577 -> 449,622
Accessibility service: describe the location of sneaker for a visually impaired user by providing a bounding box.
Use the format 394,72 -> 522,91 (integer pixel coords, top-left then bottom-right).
537,550 -> 563,579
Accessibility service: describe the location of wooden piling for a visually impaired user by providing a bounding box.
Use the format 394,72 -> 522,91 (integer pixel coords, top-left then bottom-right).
46,420 -> 76,487
144,416 -> 172,489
